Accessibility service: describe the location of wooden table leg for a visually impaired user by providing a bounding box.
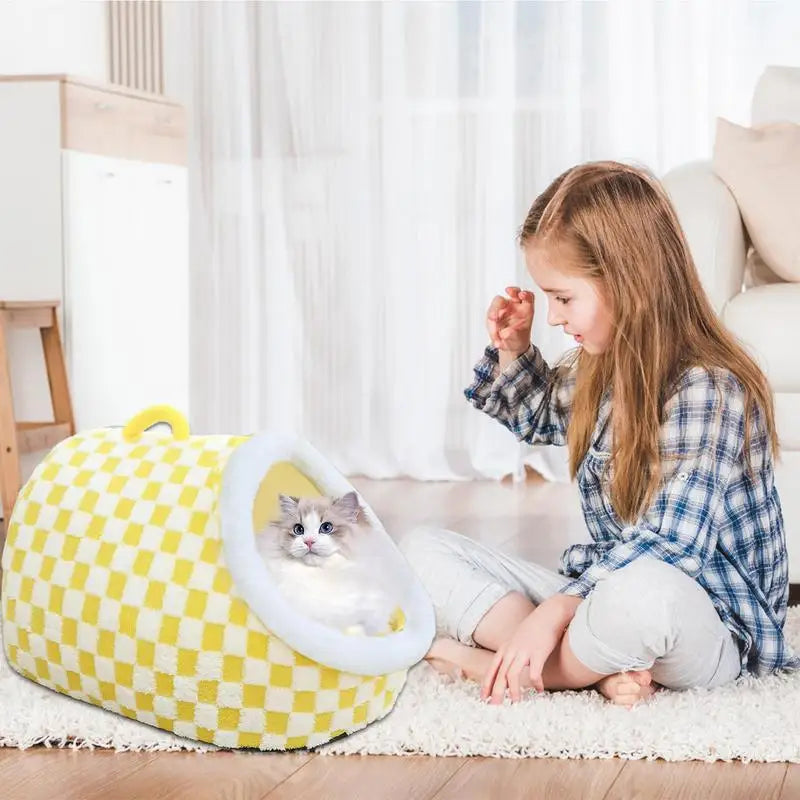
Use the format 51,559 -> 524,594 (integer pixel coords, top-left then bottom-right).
41,306 -> 75,435
0,312 -> 21,530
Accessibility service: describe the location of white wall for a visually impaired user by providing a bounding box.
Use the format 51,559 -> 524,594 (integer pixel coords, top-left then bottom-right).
0,0 -> 108,79
0,0 -> 108,495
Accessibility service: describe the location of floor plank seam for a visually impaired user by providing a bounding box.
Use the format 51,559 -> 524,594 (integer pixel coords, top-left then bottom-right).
427,756 -> 472,800
600,758 -> 630,800
776,763 -> 790,800
259,752 -> 318,799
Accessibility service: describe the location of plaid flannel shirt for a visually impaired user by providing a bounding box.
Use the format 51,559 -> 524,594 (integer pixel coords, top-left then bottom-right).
465,343 -> 799,677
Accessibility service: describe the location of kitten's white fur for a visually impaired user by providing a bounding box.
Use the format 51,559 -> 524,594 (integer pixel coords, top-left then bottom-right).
255,492 -> 397,635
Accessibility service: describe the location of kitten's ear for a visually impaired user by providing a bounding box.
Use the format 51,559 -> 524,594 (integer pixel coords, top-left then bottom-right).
333,491 -> 362,523
278,494 -> 300,517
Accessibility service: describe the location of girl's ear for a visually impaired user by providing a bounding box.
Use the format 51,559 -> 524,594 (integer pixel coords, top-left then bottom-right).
278,494 -> 300,517
332,491 -> 361,523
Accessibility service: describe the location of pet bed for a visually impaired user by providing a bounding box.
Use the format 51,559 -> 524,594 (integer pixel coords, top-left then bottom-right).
1,405 -> 435,750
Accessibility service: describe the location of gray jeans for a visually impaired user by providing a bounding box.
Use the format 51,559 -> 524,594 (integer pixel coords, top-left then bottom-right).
399,526 -> 742,690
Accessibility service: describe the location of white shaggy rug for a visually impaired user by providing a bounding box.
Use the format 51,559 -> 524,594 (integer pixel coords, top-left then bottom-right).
1,608 -> 799,762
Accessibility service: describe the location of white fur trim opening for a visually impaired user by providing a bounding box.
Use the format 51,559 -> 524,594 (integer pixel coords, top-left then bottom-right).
219,432 -> 436,676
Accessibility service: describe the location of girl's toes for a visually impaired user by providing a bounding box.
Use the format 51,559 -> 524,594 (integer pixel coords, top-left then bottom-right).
618,683 -> 658,708
596,673 -> 625,701
614,678 -> 639,696
630,669 -> 652,687
639,682 -> 657,700
614,693 -> 640,708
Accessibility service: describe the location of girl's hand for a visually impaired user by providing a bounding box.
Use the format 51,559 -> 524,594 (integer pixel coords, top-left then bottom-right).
480,604 -> 565,705
486,286 -> 534,357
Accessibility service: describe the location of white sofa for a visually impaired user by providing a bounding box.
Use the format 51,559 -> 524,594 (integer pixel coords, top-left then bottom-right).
662,65 -> 800,584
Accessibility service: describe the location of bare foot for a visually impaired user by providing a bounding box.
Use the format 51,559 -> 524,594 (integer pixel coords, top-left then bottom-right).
425,639 -> 661,709
425,637 -> 539,695
425,638 -> 494,683
595,670 -> 659,708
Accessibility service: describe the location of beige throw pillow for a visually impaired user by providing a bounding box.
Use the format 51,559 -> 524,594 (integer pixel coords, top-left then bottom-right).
712,117 -> 800,282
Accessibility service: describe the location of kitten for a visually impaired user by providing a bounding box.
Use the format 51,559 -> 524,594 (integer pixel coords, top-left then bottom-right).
255,492 -> 397,635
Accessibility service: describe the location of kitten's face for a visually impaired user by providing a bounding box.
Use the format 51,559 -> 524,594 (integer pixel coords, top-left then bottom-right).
263,492 -> 363,563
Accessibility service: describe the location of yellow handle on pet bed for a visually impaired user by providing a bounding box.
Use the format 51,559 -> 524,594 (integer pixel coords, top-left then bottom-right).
122,405 -> 191,442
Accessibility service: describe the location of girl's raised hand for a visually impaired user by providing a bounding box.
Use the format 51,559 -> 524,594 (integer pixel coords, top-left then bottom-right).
486,286 -> 534,356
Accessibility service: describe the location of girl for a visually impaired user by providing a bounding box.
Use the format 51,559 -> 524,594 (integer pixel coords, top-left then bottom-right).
399,161 -> 799,708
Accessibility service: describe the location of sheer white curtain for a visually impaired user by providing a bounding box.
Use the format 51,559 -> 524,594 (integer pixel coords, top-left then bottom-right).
163,0 -> 800,482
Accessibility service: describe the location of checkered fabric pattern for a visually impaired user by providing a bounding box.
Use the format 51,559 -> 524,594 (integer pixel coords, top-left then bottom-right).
1,428 -> 406,750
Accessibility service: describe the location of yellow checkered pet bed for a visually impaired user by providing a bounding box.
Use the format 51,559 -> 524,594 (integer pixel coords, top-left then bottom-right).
1,406 -> 435,750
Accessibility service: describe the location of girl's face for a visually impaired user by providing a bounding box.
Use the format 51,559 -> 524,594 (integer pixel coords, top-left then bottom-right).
524,241 -> 614,355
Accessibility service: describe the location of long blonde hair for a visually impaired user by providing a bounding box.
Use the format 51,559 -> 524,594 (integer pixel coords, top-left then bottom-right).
519,161 -> 779,524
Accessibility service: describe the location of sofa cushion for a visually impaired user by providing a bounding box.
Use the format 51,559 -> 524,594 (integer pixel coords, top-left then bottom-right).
722,283 -> 800,393
775,394 -> 800,451
723,285 -> 800,453
712,118 -> 800,282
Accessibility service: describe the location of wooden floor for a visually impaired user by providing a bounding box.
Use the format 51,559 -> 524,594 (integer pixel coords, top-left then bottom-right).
0,472 -> 797,800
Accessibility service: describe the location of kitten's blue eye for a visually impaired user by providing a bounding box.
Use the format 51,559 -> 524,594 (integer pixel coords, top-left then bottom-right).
292,523 -> 305,536
319,522 -> 334,534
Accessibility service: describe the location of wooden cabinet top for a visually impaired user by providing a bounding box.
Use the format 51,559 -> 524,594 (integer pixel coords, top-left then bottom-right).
0,73 -> 182,107
0,73 -> 187,166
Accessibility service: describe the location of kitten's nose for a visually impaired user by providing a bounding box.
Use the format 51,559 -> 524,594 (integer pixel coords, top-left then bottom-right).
302,538 -> 314,548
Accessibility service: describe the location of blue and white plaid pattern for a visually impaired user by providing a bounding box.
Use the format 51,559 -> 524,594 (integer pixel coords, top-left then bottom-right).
465,344 -> 799,677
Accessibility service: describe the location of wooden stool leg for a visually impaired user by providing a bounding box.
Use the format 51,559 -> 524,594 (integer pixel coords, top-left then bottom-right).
0,313 -> 21,527
41,306 -> 75,435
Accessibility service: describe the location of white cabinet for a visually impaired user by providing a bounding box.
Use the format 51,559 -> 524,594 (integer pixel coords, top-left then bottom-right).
0,75 -> 189,439
63,151 -> 188,430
